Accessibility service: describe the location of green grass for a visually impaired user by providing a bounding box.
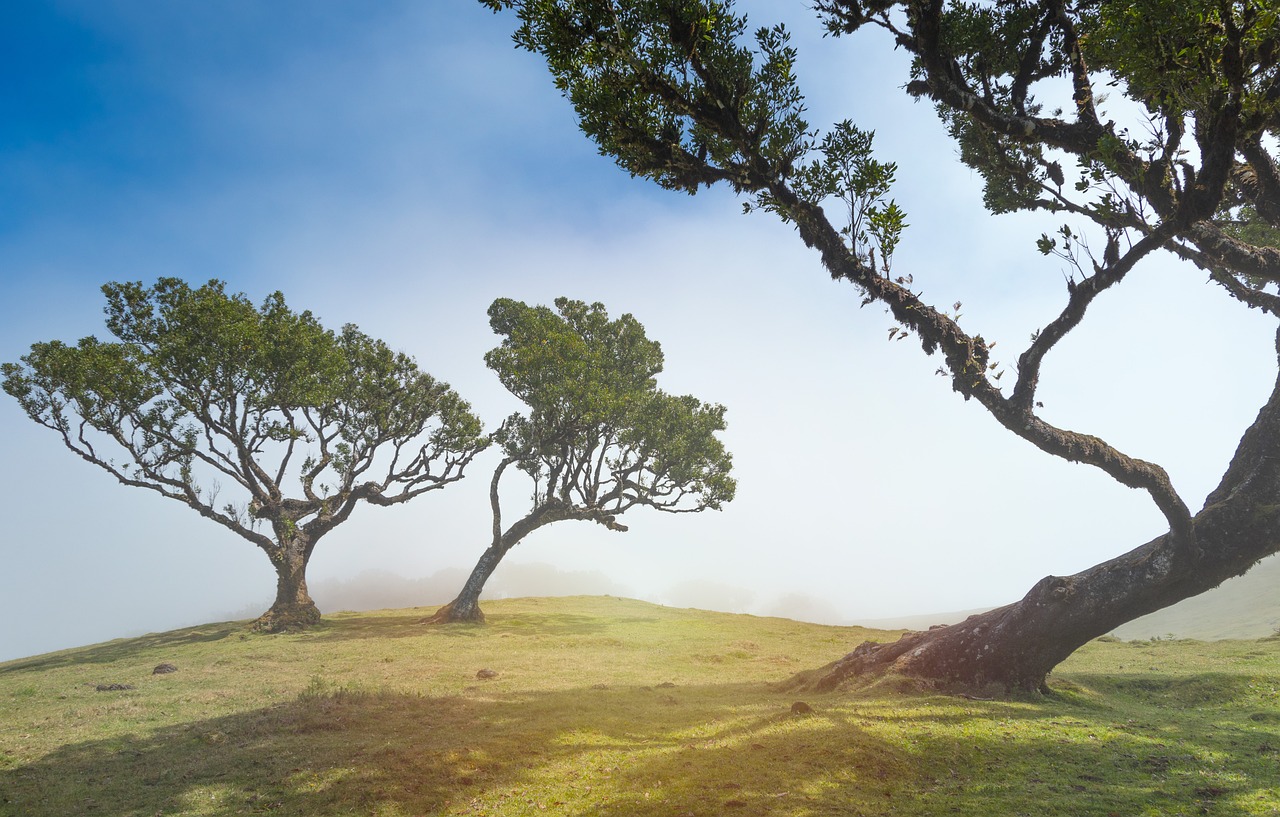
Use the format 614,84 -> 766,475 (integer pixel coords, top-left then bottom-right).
1,596 -> 1278,816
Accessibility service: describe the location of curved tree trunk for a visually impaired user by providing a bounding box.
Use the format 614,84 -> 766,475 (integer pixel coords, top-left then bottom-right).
424,491 -> 580,624
422,544 -> 507,624
788,332 -> 1280,695
252,542 -> 321,633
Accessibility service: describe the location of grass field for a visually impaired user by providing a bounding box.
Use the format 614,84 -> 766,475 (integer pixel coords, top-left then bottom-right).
2,596 -> 1278,816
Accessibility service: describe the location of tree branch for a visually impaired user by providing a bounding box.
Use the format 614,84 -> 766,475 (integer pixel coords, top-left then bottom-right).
1013,226 -> 1171,409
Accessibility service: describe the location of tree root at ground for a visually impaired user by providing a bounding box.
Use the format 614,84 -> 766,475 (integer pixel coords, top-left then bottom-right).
419,600 -> 486,625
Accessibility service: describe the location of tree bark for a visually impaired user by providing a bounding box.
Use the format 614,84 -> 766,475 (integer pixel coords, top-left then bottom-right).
422,544 -> 507,624
423,495 -> 579,625
252,545 -> 321,633
786,330 -> 1280,695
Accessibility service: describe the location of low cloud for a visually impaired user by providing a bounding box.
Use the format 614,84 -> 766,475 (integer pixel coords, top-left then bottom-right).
661,580 -> 756,614
761,592 -> 846,626
274,564 -> 638,616
482,562 -> 632,600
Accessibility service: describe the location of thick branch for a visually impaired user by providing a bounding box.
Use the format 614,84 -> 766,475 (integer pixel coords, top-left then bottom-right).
1237,139 -> 1280,226
1186,221 -> 1280,283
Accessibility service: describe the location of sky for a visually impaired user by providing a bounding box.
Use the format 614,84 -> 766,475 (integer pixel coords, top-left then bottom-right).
1,0 -> 1277,663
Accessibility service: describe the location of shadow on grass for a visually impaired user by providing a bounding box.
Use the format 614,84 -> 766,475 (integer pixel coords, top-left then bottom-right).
3,675 -> 1278,817
0,623 -> 241,675
1065,671 -> 1268,707
310,610 -> 625,644
2,608 -> 640,672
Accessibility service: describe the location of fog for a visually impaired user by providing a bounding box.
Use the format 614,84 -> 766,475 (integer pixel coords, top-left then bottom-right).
226,565 -> 855,628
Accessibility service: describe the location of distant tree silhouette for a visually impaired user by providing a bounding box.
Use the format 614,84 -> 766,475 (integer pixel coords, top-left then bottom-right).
3,278 -> 486,631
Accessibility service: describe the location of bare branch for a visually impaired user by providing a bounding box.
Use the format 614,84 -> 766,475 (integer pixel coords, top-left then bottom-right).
1013,227 -> 1171,409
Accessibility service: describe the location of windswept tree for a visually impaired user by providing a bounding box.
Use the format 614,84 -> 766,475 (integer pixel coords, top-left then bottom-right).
481,0 -> 1280,690
2,278 -> 487,632
426,296 -> 735,623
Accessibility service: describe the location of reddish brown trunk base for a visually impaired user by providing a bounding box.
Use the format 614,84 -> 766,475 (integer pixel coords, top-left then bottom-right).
781,606 -> 1047,697
421,597 -> 486,625
785,494 -> 1280,696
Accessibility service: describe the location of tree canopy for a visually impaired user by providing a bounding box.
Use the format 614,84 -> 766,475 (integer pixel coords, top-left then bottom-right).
488,297 -> 734,519
481,0 -> 1280,690
427,296 -> 735,623
2,278 -> 487,631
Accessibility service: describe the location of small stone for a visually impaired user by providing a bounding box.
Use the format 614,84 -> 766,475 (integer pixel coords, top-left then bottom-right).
476,669 -> 499,680
790,701 -> 814,715
152,663 -> 178,675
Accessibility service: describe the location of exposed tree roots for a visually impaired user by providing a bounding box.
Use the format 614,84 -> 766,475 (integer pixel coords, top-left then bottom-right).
420,599 -> 486,625
251,602 -> 322,634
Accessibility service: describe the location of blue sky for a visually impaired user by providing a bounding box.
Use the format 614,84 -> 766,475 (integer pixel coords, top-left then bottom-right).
2,1 -> 1276,662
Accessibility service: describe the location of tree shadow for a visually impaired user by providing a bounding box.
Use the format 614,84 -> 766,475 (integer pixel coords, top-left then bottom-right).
580,681 -> 1280,816
0,682 -> 789,816
0,608 -> 638,673
312,609 -> 623,643
0,623 -> 240,675
1064,671 -> 1265,708
3,674 -> 1277,816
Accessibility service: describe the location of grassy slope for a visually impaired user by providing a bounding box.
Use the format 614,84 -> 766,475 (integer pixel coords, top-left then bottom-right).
1,596 -> 1278,817
1111,554 -> 1280,640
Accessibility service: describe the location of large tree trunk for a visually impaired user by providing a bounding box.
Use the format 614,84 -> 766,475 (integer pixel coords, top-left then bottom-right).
422,544 -> 507,624
252,546 -> 321,633
788,332 -> 1280,695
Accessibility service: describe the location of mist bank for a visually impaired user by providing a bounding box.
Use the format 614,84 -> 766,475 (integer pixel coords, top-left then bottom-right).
8,554 -> 1276,666
286,554 -> 1280,641
215,564 -> 920,629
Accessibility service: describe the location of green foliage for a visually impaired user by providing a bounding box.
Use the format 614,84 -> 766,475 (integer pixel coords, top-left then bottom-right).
486,0 -> 914,265
922,1 -> 1068,214
779,121 -> 907,269
945,109 -> 1051,214
1079,0 -> 1279,117
1221,205 -> 1280,252
2,279 -> 486,606
486,296 -> 663,443
484,0 -> 812,199
487,296 -> 735,518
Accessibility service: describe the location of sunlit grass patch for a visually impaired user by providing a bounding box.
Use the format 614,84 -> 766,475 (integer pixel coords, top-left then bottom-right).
0,597 -> 1278,816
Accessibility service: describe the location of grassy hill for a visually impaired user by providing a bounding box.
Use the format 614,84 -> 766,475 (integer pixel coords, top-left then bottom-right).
2,596 -> 1279,816
1111,554 -> 1280,641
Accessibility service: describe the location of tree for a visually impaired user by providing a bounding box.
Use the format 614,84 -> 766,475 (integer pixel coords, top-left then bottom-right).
2,278 -> 487,632
426,296 -> 735,623
479,0 -> 1280,691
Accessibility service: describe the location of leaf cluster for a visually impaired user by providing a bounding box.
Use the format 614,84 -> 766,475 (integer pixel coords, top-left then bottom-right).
486,296 -> 735,522
1080,0 -> 1279,119
485,0 -> 811,198
786,121 -> 907,270
1,278 -> 486,554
